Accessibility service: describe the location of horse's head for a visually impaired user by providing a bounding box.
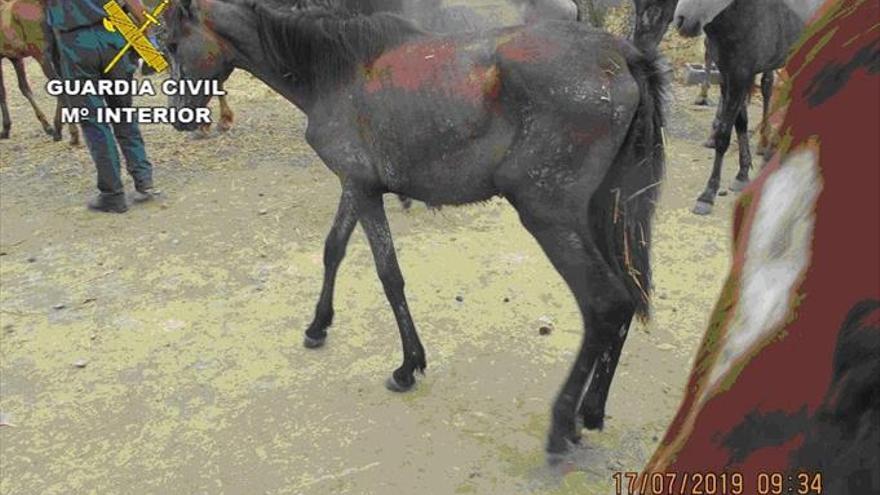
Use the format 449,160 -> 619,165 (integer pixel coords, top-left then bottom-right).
632,0 -> 678,50
163,0 -> 235,130
673,0 -> 733,38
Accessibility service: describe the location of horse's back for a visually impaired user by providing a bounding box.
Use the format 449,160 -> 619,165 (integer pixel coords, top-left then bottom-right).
338,21 -> 645,206
495,21 -> 641,123
710,0 -> 806,72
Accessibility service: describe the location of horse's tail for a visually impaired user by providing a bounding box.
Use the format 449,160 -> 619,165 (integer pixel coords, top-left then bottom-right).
590,46 -> 669,320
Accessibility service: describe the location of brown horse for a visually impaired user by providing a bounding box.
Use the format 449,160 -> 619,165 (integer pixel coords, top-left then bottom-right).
0,0 -> 78,144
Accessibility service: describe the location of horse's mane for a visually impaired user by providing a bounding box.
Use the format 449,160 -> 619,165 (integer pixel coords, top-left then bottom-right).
252,1 -> 421,92
263,0 -> 405,14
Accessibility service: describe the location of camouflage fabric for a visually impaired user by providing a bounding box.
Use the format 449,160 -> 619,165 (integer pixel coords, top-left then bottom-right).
45,0 -> 107,32
54,23 -> 153,195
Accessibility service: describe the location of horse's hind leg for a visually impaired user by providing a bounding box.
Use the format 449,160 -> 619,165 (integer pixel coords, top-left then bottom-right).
357,190 -> 426,392
578,312 -> 634,431
729,106 -> 752,192
515,209 -> 634,457
303,185 -> 359,348
756,71 -> 774,156
0,60 -> 10,139
11,58 -> 53,136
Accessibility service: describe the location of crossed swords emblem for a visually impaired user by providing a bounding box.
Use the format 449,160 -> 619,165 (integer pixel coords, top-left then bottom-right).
102,0 -> 171,74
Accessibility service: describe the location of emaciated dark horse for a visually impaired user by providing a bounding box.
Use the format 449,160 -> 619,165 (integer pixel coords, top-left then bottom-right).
164,0 -> 668,458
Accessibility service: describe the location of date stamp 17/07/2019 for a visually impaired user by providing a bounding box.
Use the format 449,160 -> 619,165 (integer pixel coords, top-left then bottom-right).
612,471 -> 824,495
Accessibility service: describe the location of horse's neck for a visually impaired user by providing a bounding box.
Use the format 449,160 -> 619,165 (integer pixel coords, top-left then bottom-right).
781,0 -> 824,22
209,1 -> 314,111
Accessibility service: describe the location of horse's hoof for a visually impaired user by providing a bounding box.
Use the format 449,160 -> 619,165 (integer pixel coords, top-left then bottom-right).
385,375 -> 415,393
53,133 -> 62,142
702,138 -> 716,149
692,201 -> 713,216
730,178 -> 750,192
0,132 -> 9,140
545,451 -> 569,466
545,438 -> 580,465
303,334 -> 326,349
693,97 -> 711,106
582,414 -> 605,432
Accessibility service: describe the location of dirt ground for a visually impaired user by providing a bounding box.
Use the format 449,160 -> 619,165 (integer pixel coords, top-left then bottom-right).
1,7 -> 766,493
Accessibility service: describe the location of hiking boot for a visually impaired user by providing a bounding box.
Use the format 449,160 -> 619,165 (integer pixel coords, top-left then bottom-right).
87,193 -> 128,213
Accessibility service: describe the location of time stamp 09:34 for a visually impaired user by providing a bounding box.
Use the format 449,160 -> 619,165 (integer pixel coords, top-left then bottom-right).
612,471 -> 824,494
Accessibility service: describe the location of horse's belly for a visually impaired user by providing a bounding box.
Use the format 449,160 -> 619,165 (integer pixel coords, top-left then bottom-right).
356,82 -> 515,205
401,125 -> 515,206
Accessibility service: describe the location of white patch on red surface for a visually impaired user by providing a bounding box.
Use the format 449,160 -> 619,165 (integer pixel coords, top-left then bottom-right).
707,149 -> 822,392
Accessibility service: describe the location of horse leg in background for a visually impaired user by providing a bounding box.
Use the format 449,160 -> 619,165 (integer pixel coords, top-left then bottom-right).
303,186 -> 359,349
217,94 -> 233,132
756,70 -> 774,156
1,59 -> 10,139
693,73 -> 749,215
42,24 -> 79,145
703,79 -> 724,149
36,56 -> 63,142
64,110 -> 80,145
729,105 -> 752,192
694,46 -> 712,106
11,58 -> 54,136
196,96 -> 213,137
578,312 -> 634,431
357,190 -> 427,392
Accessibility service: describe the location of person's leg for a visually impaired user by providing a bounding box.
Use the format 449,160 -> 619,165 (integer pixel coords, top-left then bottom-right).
104,56 -> 153,193
55,28 -> 126,211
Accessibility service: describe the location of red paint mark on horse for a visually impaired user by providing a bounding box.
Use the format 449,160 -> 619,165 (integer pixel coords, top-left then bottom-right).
496,32 -> 563,63
364,40 -> 501,105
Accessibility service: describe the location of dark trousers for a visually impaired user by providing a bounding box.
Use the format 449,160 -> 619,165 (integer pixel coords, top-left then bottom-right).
55,25 -> 152,195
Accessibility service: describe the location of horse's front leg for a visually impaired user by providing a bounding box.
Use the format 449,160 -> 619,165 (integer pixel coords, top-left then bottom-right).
303,185 -> 359,348
357,191 -> 426,392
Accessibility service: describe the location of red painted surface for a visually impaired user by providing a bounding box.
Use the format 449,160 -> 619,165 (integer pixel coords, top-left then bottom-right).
363,30 -> 564,104
645,0 -> 880,489
496,31 -> 564,63
364,39 -> 501,105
